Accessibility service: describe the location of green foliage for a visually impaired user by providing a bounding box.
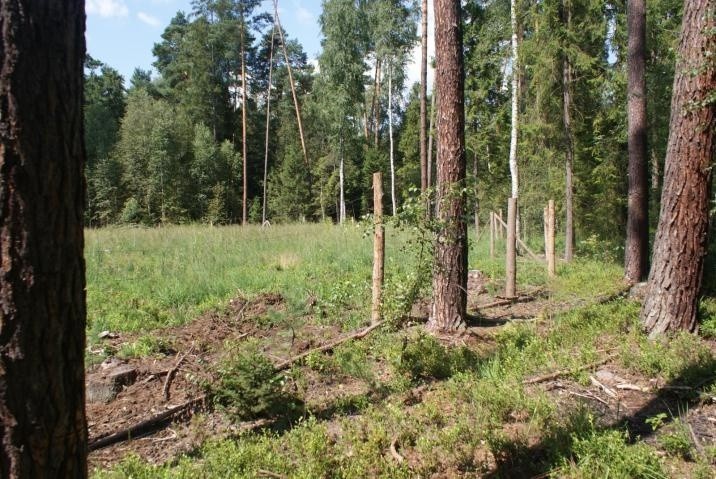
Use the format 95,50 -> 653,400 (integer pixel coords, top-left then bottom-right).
658,419 -> 694,460
560,428 -> 666,478
208,341 -> 302,421
396,333 -> 478,382
118,335 -> 175,359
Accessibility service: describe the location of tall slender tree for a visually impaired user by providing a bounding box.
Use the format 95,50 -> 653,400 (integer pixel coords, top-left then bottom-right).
624,0 -> 649,283
640,0 -> 715,336
562,0 -> 575,261
419,0 -> 429,194
0,1 -> 88,476
428,0 -> 468,332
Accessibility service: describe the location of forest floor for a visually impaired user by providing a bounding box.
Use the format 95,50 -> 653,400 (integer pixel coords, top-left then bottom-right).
85,224 -> 716,478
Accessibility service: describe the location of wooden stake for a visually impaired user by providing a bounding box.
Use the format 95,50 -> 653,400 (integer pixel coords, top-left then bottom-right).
371,172 -> 385,325
489,211 -> 495,258
505,198 -> 517,297
547,200 -> 556,277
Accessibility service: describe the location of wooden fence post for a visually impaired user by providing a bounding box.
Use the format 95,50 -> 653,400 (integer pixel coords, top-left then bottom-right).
505,198 -> 517,298
547,199 -> 556,278
371,172 -> 385,324
489,211 -> 495,259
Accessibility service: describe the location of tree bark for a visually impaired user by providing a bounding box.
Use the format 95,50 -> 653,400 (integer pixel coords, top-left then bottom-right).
428,0 -> 467,332
419,0 -> 428,193
625,0 -> 649,283
640,0 -> 715,336
562,0 -> 574,262
241,21 -> 248,225
0,2 -> 88,477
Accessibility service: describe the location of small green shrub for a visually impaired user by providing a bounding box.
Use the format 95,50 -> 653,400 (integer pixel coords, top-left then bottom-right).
117,334 -> 175,359
396,333 -> 478,382
561,429 -> 666,478
208,342 -> 302,421
658,420 -> 694,460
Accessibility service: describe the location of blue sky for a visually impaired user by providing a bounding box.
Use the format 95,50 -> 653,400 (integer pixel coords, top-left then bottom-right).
86,0 -> 432,90
86,0 -> 324,83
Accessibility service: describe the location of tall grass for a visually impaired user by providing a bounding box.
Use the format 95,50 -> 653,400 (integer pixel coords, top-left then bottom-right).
85,223 -> 416,338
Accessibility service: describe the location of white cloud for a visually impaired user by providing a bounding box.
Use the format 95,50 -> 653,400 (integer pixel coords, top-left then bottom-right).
137,11 -> 161,27
86,0 -> 129,18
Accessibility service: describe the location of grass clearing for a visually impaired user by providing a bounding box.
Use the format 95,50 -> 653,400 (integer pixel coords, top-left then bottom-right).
87,224 -> 716,478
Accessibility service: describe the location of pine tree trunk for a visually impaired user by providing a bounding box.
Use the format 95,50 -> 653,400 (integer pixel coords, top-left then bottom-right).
419,0 -> 429,193
625,0 -> 649,283
428,0 -> 468,332
241,22 -> 248,225
0,2 -> 88,476
640,0 -> 715,336
388,65 -> 397,216
562,0 -> 574,261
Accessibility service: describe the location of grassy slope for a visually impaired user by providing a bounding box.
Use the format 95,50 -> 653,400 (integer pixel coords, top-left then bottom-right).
88,224 -> 716,478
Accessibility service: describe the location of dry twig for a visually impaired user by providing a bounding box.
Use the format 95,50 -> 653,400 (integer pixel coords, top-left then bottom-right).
522,354 -> 618,385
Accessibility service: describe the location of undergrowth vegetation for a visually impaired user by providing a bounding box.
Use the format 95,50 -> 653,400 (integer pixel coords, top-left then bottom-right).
89,224 -> 716,478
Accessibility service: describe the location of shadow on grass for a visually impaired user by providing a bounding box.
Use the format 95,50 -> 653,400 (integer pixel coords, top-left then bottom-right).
485,359 -> 716,478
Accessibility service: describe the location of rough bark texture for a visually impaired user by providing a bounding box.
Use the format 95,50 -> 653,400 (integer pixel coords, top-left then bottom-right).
561,12 -> 574,261
0,2 -> 88,477
625,0 -> 649,283
640,0 -> 715,337
419,0 -> 428,193
428,0 -> 467,332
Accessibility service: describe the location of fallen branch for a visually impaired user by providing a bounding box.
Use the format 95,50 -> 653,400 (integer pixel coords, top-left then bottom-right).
569,390 -> 609,407
88,395 -> 207,452
163,348 -> 193,401
523,354 -> 618,385
389,435 -> 405,464
274,321 -> 385,371
476,295 -> 535,310
589,375 -> 618,399
615,383 -> 650,392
